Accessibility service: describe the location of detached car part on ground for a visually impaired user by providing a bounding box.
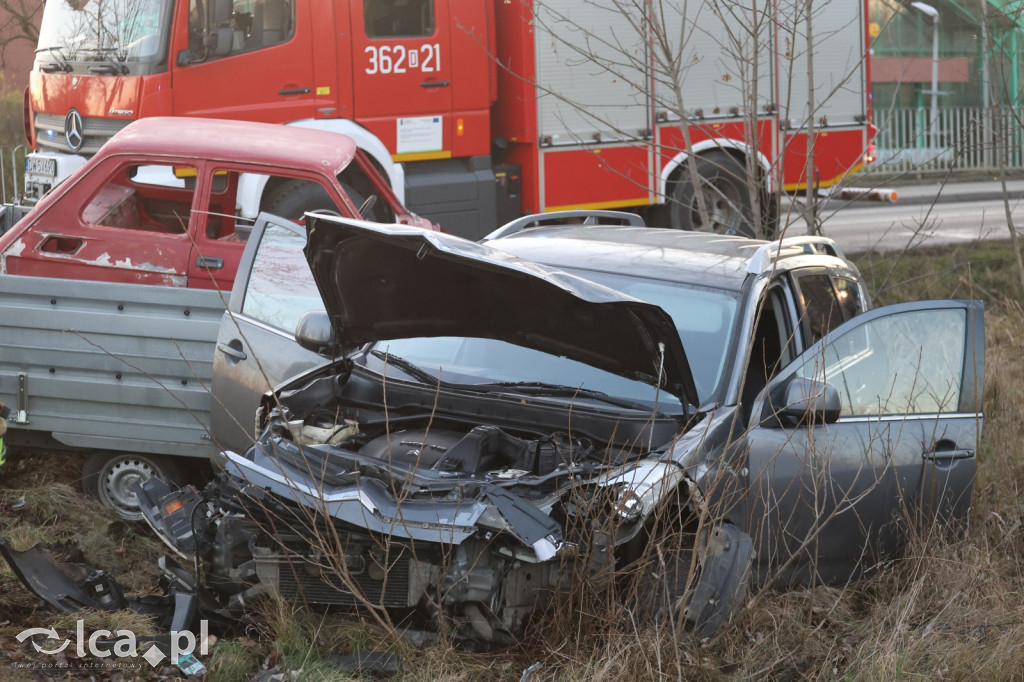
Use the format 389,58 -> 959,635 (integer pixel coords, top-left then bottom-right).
4,215 -> 985,644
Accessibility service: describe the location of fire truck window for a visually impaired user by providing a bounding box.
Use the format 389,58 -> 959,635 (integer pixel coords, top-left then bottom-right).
82,164 -> 195,235
365,0 -> 435,38
189,0 -> 295,60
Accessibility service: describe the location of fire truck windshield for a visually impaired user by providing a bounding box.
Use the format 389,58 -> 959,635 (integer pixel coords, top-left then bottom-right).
36,0 -> 174,72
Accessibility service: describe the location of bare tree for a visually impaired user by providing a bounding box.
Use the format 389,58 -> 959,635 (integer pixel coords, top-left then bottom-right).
0,0 -> 41,70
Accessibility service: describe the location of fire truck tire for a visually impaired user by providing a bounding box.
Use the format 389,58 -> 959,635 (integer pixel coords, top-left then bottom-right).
669,151 -> 754,236
261,180 -> 359,221
82,452 -> 181,521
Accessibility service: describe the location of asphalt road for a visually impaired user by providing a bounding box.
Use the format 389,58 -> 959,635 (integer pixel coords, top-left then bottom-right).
779,195 -> 1024,254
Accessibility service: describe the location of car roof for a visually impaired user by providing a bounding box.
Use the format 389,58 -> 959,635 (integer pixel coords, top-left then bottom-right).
487,225 -> 771,291
100,117 -> 357,174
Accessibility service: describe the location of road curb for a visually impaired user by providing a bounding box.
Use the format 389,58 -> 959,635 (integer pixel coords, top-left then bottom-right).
829,187 -> 1024,209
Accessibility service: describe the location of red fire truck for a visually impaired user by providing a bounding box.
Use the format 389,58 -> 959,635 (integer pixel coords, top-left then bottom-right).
23,1 -> 873,238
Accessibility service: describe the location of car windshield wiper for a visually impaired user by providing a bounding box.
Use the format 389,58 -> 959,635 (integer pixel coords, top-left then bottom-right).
36,46 -> 72,73
368,349 -> 442,387
480,381 -> 666,414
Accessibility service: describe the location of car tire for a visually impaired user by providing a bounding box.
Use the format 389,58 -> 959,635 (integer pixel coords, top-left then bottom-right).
642,522 -> 754,639
82,452 -> 181,521
669,151 -> 755,237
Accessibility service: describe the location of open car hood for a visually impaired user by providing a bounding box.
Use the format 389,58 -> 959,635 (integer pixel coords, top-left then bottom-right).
304,215 -> 698,407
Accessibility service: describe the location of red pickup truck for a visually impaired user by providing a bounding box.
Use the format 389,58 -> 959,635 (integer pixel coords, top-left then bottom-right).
0,118 -> 432,519
0,117 -> 431,290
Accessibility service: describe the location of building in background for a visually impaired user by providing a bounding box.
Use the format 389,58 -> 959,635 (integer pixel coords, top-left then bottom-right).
868,0 -> 1024,172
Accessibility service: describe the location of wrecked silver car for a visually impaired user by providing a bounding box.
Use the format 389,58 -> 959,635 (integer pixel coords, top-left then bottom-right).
133,213 -> 985,643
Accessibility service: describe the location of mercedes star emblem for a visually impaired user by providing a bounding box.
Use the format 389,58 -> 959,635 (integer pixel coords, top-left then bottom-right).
64,109 -> 84,152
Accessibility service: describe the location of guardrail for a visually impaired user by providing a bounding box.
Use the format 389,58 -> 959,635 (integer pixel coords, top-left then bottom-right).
868,106 -> 1024,174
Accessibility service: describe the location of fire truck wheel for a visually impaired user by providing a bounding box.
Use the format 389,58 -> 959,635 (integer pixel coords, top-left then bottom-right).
669,152 -> 754,236
82,452 -> 181,521
262,180 -> 357,221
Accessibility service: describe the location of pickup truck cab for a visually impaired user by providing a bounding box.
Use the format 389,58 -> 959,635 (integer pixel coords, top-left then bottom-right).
0,117 -> 427,290
0,118 -> 431,518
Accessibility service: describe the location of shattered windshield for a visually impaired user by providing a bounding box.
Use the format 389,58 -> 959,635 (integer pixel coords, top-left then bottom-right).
37,0 -> 173,66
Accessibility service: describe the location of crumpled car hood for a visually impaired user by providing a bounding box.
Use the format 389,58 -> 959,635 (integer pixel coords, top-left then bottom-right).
304,215 -> 698,405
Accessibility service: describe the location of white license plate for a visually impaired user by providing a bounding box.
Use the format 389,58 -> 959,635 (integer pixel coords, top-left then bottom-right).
26,156 -> 57,177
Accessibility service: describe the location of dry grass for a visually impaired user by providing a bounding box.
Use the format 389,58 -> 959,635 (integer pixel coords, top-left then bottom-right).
1,240 -> 1023,679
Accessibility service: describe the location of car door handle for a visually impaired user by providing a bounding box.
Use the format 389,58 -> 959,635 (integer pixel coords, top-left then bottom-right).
196,256 -> 224,269
278,87 -> 311,96
217,342 -> 247,361
923,448 -> 974,461
419,80 -> 450,88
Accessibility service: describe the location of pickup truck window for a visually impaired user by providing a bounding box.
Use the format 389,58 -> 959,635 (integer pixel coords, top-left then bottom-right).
82,164 -> 196,234
241,221 -> 324,333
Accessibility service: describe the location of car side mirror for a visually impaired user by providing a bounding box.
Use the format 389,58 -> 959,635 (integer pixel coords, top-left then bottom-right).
294,311 -> 337,355
764,376 -> 842,426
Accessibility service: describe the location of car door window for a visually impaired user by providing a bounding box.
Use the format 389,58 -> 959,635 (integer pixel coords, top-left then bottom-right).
743,286 -> 797,407
794,307 -> 966,416
241,221 -> 324,334
793,271 -> 864,346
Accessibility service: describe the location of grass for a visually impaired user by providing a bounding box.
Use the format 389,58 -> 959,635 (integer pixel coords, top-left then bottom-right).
1,240 -> 1023,679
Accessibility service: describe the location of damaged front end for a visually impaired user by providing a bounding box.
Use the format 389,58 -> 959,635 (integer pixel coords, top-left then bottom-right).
137,412 -> 684,643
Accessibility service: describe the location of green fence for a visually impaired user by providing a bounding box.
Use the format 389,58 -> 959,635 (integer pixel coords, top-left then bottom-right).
869,106 -> 1024,173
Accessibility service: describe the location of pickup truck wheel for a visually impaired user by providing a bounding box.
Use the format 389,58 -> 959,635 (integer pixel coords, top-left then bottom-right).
669,152 -> 754,236
82,453 -> 180,521
262,179 -> 360,221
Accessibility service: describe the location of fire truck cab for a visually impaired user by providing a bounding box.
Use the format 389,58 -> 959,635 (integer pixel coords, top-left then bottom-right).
25,0 -> 873,239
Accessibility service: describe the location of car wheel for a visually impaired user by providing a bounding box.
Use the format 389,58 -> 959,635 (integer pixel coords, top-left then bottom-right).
642,522 -> 754,639
82,452 -> 181,521
669,152 -> 755,237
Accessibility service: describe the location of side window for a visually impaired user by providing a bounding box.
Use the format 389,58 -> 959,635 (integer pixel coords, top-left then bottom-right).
340,161 -> 395,223
744,286 -> 797,406
793,272 -> 864,346
241,221 -> 325,334
833,276 -> 865,321
189,0 -> 295,61
204,170 -> 345,239
82,164 -> 195,234
365,0 -> 435,38
795,308 -> 966,416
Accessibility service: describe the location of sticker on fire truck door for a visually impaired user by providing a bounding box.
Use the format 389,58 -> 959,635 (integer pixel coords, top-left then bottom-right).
397,116 -> 443,154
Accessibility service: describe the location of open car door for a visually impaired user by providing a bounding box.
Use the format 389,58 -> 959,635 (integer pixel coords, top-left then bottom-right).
743,299 -> 984,584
